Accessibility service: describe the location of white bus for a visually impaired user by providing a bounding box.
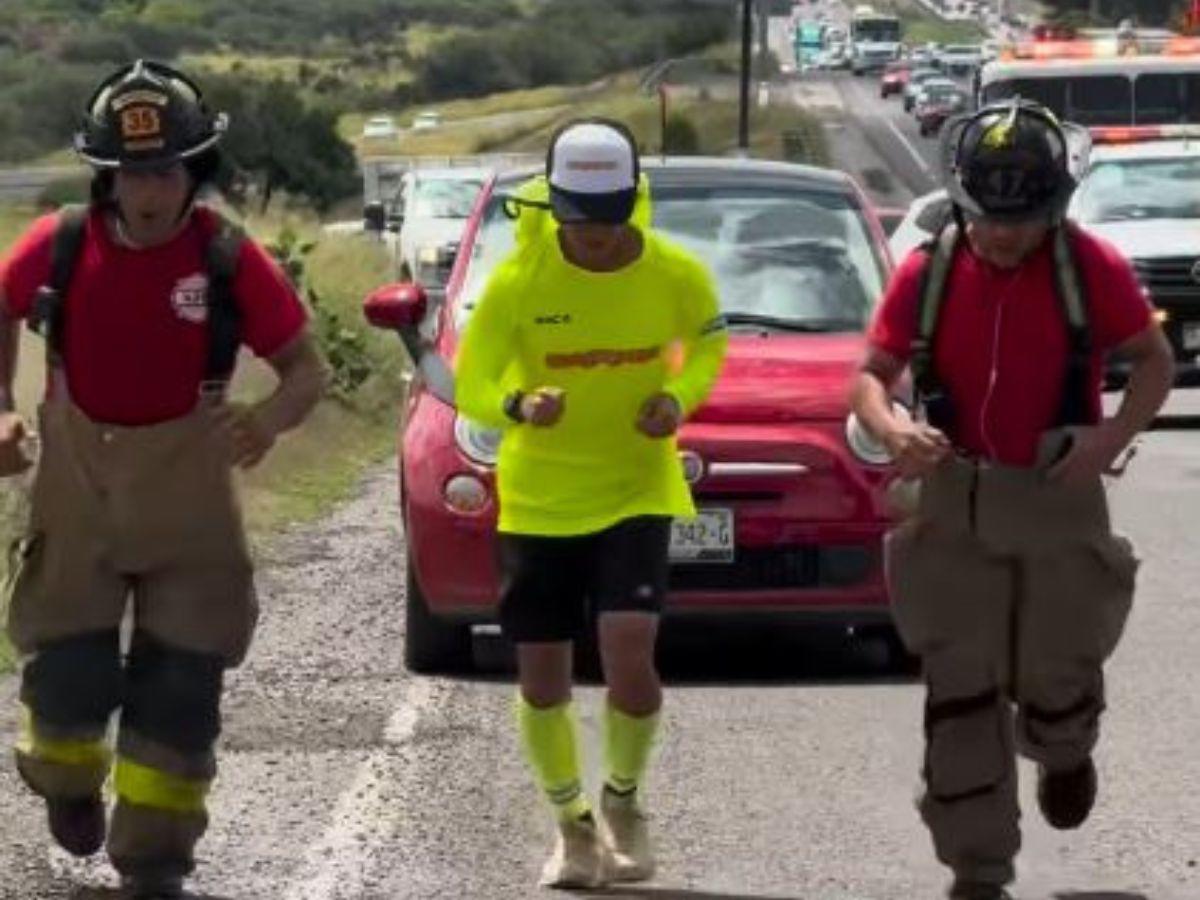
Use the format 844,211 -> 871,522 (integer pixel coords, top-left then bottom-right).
979,38 -> 1200,126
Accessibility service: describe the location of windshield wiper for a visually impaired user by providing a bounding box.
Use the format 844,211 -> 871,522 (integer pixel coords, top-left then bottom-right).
723,312 -> 860,333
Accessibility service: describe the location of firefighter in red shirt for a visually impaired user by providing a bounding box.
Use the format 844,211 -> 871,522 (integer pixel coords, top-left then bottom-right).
0,61 -> 325,899
851,99 -> 1173,900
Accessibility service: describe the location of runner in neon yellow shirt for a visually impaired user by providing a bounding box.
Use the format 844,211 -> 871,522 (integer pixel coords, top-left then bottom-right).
455,119 -> 726,889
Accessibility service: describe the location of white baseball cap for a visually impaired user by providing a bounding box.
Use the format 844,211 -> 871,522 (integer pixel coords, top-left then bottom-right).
547,120 -> 639,224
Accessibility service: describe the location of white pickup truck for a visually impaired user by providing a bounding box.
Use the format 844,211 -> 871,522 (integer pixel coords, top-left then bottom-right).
935,43 -> 982,75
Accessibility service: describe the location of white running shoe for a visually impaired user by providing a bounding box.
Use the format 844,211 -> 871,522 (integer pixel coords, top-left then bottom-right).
539,814 -> 612,889
599,788 -> 655,883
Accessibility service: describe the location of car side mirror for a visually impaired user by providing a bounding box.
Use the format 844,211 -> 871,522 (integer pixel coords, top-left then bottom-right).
363,282 -> 456,407
386,214 -> 403,233
363,201 -> 386,233
363,282 -> 428,330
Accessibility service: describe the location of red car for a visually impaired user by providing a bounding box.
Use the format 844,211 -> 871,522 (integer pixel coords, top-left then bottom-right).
364,158 -> 904,673
879,61 -> 911,98
915,80 -> 970,137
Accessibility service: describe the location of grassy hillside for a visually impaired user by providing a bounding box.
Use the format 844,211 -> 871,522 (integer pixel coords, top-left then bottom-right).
0,0 -> 734,165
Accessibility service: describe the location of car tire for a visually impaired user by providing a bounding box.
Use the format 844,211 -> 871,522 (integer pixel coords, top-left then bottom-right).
404,563 -> 472,674
866,624 -> 921,675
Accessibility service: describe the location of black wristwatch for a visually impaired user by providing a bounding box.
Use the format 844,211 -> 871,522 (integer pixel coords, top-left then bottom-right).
502,390 -> 526,424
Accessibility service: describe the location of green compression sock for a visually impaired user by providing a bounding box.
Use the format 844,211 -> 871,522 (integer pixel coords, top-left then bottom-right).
603,701 -> 660,797
516,693 -> 591,821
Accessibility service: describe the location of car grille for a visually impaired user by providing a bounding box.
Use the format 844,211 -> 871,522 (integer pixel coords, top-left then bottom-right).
1132,257 -> 1200,295
669,544 -> 875,592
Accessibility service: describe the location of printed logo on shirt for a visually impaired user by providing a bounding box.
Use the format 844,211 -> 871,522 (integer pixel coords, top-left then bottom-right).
545,345 -> 660,369
535,313 -> 572,326
170,273 -> 209,324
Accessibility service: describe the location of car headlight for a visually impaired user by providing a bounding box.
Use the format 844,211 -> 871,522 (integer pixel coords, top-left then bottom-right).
454,415 -> 503,466
846,402 -> 912,466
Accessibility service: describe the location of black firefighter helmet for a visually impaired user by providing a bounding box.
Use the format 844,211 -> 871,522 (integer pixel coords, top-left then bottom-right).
74,59 -> 228,171
940,98 -> 1076,223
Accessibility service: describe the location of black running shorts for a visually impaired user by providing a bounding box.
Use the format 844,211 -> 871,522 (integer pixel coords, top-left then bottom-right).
497,515 -> 672,643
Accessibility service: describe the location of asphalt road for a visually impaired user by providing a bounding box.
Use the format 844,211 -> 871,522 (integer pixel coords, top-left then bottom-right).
4,421 -> 1199,899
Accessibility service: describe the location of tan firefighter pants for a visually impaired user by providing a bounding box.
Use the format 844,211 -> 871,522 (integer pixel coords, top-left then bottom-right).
6,395 -> 257,882
884,430 -> 1137,887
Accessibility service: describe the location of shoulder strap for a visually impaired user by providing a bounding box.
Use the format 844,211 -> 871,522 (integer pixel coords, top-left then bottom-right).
29,204 -> 89,368
910,222 -> 960,429
1051,223 -> 1094,426
202,208 -> 245,388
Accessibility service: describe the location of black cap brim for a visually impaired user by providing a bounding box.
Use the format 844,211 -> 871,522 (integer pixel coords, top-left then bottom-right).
549,185 -> 636,224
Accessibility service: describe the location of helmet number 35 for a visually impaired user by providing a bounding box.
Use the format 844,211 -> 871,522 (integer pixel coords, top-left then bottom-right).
121,106 -> 161,140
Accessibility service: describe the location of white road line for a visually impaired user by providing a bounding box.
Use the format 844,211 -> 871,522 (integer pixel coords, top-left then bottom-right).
283,676 -> 437,900
882,115 -> 934,180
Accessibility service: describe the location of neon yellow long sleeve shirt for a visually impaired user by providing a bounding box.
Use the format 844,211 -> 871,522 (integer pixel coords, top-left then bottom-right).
455,225 -> 727,537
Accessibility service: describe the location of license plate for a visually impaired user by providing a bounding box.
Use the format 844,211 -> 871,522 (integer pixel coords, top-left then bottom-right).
670,508 -> 734,563
1184,322 -> 1200,351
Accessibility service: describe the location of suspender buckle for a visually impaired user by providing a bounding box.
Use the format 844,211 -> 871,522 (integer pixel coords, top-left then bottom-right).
197,379 -> 230,404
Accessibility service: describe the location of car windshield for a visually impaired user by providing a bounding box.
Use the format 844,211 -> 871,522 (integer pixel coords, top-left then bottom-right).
410,178 -> 484,219
855,20 -> 900,42
455,177 -> 887,333
924,84 -> 960,99
1073,155 -> 1200,222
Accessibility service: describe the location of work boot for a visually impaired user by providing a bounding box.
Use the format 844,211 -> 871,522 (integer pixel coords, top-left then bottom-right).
1038,757 -> 1097,830
120,874 -> 185,899
539,812 -> 611,889
949,879 -> 1013,900
599,786 -> 655,882
46,794 -> 105,857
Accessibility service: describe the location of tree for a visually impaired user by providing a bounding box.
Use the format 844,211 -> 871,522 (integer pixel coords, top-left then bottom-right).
205,77 -> 358,214
416,34 -> 524,99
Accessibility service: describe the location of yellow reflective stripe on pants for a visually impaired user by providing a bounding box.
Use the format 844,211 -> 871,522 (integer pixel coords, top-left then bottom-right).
15,703 -> 110,770
114,757 -> 210,815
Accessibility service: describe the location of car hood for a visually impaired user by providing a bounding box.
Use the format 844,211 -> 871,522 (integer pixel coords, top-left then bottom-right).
691,333 -> 864,424
1077,219 -> 1200,260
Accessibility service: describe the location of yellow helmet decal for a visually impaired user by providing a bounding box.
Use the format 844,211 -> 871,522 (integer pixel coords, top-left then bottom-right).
980,118 -> 1015,150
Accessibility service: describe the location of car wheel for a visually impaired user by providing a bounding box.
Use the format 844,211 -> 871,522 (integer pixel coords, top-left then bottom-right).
862,624 -> 921,675
404,563 -> 472,674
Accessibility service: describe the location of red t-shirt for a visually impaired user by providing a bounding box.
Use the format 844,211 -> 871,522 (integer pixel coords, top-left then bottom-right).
868,226 -> 1152,466
0,206 -> 307,425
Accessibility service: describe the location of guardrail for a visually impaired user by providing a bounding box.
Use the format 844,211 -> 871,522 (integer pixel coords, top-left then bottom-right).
0,165 -> 86,202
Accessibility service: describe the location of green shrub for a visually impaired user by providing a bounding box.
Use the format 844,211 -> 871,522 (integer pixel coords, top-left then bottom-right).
662,111 -> 701,155
265,226 -> 402,409
36,174 -> 91,210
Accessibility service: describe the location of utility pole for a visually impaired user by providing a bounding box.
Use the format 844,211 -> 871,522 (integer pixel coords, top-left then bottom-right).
739,0 -> 752,151
757,0 -> 770,78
